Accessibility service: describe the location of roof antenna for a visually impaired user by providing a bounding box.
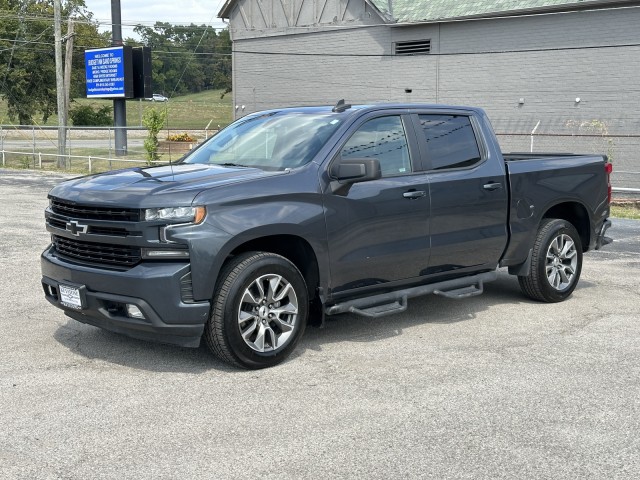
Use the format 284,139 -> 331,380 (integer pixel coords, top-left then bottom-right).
332,99 -> 351,113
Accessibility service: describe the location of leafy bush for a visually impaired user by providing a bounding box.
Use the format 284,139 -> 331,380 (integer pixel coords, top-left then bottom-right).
69,105 -> 113,126
142,108 -> 167,164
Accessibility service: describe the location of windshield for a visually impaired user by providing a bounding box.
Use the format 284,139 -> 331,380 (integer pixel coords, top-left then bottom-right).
182,111 -> 344,170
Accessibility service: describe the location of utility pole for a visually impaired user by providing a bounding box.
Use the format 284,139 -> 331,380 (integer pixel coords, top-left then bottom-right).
64,20 -> 75,127
111,0 -> 127,155
53,0 -> 66,167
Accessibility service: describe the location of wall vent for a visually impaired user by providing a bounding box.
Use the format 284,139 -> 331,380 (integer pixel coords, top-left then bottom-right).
394,39 -> 431,56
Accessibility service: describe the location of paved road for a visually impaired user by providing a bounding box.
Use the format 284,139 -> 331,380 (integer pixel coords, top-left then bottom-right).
1,169 -> 639,479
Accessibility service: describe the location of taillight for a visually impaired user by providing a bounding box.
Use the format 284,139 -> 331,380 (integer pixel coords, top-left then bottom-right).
605,162 -> 613,204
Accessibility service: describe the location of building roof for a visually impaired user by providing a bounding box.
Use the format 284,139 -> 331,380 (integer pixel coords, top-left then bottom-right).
368,0 -> 631,23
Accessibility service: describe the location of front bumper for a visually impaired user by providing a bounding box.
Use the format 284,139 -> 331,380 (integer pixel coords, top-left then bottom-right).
41,246 -> 210,348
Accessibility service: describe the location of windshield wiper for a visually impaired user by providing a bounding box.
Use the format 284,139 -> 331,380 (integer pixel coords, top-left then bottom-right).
218,162 -> 251,168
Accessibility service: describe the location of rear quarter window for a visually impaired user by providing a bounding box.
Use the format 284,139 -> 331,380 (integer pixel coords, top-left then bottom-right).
418,115 -> 482,170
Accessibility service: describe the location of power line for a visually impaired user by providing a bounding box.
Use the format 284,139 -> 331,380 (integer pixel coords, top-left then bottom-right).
0,37 -> 232,55
4,1 -> 639,32
169,12 -> 219,98
3,33 -> 639,58
232,42 -> 640,58
0,11 -> 226,30
0,28 -> 53,52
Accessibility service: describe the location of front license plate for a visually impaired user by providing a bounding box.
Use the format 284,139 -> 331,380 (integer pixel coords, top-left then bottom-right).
59,284 -> 82,310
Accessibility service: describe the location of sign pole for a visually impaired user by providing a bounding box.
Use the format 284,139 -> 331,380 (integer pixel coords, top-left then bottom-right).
111,0 -> 127,156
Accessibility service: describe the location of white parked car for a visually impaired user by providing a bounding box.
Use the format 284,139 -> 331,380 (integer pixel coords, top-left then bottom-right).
151,94 -> 168,102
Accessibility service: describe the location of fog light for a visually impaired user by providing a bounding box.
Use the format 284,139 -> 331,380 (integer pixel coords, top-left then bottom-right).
141,248 -> 190,259
126,304 -> 145,319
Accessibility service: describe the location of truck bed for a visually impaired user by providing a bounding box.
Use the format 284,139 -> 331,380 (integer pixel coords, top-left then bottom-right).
500,151 -> 609,269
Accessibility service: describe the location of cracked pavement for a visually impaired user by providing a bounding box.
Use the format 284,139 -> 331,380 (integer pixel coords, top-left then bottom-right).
1,169 -> 639,479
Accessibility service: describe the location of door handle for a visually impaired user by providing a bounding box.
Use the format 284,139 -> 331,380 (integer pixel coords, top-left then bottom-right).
483,182 -> 503,191
403,190 -> 427,199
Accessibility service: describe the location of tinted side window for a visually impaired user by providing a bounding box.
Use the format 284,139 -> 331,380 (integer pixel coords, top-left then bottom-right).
340,116 -> 412,176
418,115 -> 481,170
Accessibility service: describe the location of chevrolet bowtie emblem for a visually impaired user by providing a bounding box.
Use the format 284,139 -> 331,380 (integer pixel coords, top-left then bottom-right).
66,220 -> 89,236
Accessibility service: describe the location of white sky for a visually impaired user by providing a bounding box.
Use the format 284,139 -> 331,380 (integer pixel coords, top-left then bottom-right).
83,0 -> 228,38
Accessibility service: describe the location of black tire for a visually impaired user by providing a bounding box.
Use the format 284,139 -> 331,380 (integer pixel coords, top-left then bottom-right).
204,252 -> 308,369
518,218 -> 583,303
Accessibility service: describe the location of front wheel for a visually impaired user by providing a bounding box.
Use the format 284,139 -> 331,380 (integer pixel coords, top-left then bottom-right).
204,252 -> 308,369
518,218 -> 583,303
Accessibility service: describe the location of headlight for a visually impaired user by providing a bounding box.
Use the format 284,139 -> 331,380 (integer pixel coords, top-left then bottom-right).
144,206 -> 206,224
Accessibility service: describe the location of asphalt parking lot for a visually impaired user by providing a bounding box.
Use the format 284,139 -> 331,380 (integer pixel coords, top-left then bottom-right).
1,169 -> 639,479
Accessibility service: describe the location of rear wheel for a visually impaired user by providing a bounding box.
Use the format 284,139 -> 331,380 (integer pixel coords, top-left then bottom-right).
204,252 -> 308,369
518,218 -> 583,303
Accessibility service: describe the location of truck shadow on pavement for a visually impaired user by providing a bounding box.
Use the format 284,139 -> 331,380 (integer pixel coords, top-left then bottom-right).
52,271 -> 597,372
298,272 -> 522,353
294,271 -> 597,357
52,323 -> 233,373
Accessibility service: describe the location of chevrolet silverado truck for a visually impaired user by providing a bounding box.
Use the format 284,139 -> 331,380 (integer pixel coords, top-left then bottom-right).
41,103 -> 613,369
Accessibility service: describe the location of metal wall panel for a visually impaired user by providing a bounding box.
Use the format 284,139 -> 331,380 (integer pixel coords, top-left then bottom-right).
228,0 -> 385,39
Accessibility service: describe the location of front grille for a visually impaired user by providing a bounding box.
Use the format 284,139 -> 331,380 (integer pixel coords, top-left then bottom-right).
50,198 -> 140,222
86,226 -> 136,237
46,218 -> 137,237
48,217 -> 67,230
53,235 -> 141,268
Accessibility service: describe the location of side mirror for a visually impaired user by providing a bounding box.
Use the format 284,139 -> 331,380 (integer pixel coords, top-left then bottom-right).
330,158 -> 381,184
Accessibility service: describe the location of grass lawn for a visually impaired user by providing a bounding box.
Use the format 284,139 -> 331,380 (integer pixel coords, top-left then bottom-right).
0,89 -> 233,130
611,203 -> 640,220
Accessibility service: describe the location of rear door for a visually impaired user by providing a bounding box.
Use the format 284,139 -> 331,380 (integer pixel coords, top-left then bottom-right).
411,111 -> 509,276
322,112 -> 431,295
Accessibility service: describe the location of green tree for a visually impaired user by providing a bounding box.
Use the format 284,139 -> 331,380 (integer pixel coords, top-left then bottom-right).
69,104 -> 112,126
0,0 -> 105,125
133,23 -> 232,97
68,11 -> 111,99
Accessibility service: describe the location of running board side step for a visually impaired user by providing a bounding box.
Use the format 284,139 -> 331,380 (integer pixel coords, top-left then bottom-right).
348,296 -> 408,318
434,282 -> 485,299
325,271 -> 497,318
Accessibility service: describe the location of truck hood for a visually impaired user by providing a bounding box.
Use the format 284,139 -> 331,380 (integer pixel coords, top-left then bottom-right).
48,163 -> 281,207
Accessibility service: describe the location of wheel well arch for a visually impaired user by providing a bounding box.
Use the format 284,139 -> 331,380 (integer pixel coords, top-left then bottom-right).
542,202 -> 590,251
227,234 -> 320,300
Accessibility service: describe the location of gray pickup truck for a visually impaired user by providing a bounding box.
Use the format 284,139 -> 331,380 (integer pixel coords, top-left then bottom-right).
41,103 -> 612,368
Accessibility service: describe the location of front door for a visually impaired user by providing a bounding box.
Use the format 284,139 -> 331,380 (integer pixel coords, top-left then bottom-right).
323,114 -> 431,295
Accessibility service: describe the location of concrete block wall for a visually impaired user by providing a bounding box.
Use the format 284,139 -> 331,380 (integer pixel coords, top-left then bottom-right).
233,7 -> 640,126
232,25 -> 437,111
230,6 -> 640,184
435,7 -> 640,135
